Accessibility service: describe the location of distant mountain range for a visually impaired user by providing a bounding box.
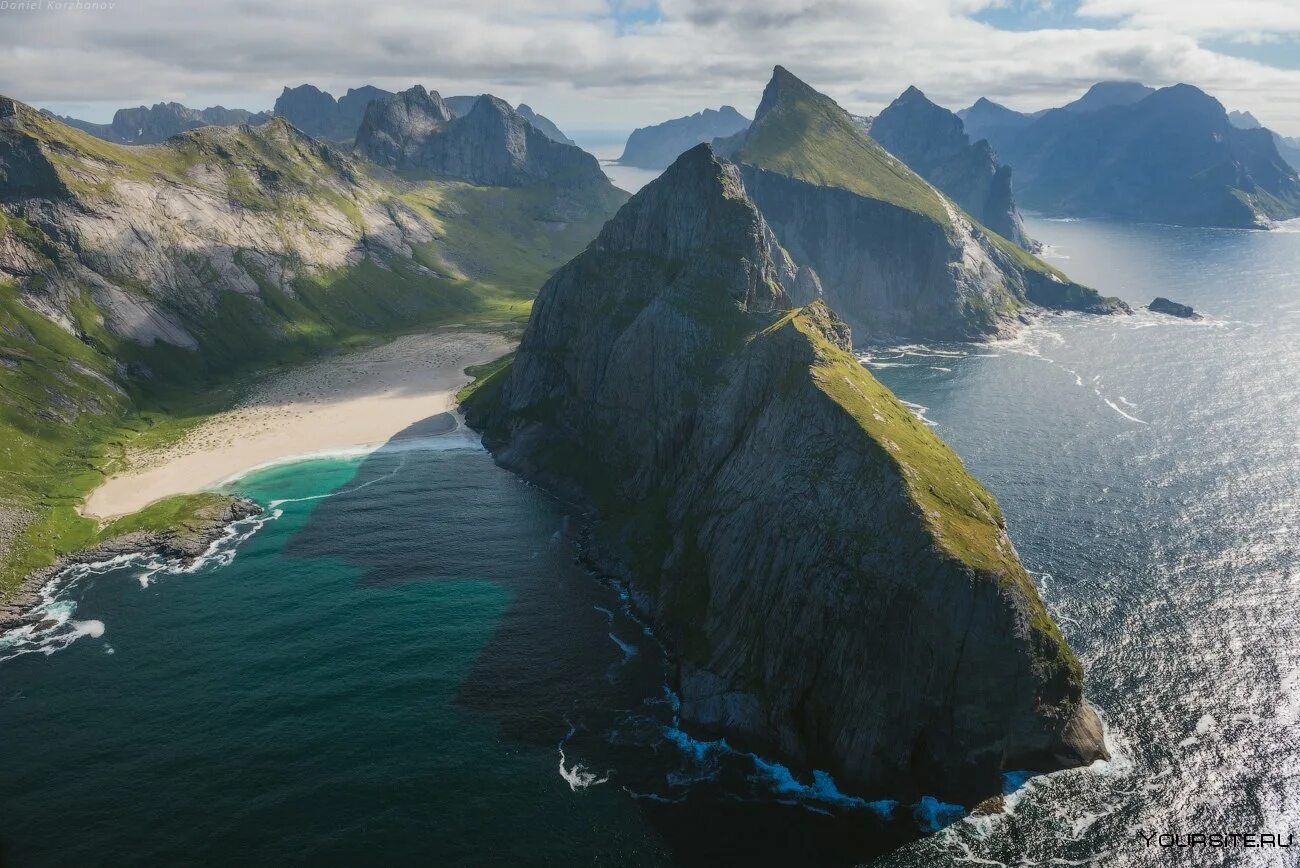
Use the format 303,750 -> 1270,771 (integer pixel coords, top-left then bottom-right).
956,82 -> 1300,228
1228,108 -> 1300,174
42,84 -> 577,153
618,106 -> 750,168
42,103 -> 270,144
272,84 -> 575,148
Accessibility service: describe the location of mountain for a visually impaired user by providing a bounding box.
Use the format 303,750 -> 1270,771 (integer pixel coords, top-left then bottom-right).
1060,81 -> 1154,113
714,67 -> 1122,341
957,97 -> 1037,145
869,86 -> 1034,249
1228,110 -> 1263,130
0,95 -> 624,597
355,87 -> 610,191
464,143 -> 1108,807
272,84 -> 393,141
43,102 -> 270,144
443,95 -> 575,145
1229,110 -> 1300,173
984,84 -> 1300,228
618,105 -> 750,168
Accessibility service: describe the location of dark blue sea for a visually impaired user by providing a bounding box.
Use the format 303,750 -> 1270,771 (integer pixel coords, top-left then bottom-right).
2,216 -> 1297,866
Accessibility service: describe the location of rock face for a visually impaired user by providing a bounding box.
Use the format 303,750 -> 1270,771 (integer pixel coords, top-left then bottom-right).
1,96 -> 440,351
44,103 -> 271,144
869,86 -> 1034,249
351,85 -> 453,166
273,84 -> 393,141
466,143 -> 1108,806
717,67 -> 1123,341
618,106 -> 751,169
965,83 -> 1300,228
1148,297 -> 1202,319
444,96 -> 575,146
357,89 -> 609,190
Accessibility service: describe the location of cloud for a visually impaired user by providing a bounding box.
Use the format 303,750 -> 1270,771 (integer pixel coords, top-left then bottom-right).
3,0 -> 1300,134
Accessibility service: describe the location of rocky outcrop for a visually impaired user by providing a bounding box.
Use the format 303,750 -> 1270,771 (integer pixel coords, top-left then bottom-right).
440,96 -> 575,145
357,89 -> 609,190
719,67 -> 1123,341
273,84 -> 393,141
1148,297 -> 1202,319
352,85 -> 452,166
869,86 -> 1034,249
967,83 -> 1300,228
618,105 -> 750,169
0,496 -> 260,632
466,143 -> 1108,807
44,103 -> 271,145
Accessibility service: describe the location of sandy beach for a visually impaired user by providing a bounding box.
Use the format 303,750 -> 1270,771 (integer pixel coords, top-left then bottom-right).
83,331 -> 515,519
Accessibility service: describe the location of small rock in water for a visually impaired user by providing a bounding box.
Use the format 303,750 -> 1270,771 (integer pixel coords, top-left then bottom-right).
1148,297 -> 1202,319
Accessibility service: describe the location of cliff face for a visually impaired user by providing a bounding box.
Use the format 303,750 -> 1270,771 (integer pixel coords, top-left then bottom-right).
618,105 -> 751,169
272,84 -> 394,142
357,90 -> 609,191
720,67 -> 1122,342
466,143 -> 1107,806
443,96 -> 575,146
870,86 -> 1034,250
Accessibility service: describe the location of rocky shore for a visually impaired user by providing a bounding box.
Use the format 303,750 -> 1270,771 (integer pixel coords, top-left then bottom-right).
0,496 -> 261,632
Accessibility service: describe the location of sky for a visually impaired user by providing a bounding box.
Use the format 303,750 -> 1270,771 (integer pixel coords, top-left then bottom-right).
3,0 -> 1300,136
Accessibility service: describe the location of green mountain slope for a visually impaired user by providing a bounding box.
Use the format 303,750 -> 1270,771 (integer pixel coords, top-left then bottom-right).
0,96 -> 624,598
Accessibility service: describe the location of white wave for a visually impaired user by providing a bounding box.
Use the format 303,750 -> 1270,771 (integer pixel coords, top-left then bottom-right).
1099,394 -> 1148,424
608,631 -> 638,660
557,746 -> 611,791
902,400 -> 939,427
0,504 -> 275,663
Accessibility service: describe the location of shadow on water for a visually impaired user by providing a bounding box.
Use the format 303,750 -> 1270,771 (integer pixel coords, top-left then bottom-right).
282,414 -> 924,866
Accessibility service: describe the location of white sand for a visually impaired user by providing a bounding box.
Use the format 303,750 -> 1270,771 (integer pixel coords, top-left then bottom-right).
83,331 -> 514,519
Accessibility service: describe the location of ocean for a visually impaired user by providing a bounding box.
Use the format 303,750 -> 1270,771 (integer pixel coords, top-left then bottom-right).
0,215 -> 1296,866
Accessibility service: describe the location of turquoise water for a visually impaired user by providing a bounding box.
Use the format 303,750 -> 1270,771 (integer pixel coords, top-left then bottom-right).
2,216 -> 1299,865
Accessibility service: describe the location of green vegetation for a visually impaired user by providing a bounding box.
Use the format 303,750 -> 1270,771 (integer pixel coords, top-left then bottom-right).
789,305 -> 1082,686
0,105 -> 627,601
456,352 -> 515,403
97,492 -> 237,543
735,70 -> 952,225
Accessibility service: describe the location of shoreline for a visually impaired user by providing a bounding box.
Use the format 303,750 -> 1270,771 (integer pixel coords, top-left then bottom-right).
0,496 -> 262,632
83,330 -> 515,519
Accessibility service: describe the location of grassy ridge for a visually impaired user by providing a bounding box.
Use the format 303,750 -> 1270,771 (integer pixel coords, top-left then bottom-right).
736,69 -> 951,226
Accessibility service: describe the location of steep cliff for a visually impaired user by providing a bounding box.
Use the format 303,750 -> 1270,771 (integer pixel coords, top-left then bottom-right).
273,84 -> 393,142
357,89 -> 610,191
466,144 -> 1107,807
718,67 -> 1122,341
619,105 -> 750,169
870,86 -> 1034,250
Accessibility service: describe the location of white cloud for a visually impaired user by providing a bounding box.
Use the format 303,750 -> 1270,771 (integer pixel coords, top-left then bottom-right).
3,0 -> 1300,135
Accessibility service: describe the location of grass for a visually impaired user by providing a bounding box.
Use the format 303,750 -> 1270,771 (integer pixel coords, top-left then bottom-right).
787,304 -> 1081,686
736,69 -> 951,226
456,352 -> 515,403
97,493 -> 238,543
0,105 -> 626,601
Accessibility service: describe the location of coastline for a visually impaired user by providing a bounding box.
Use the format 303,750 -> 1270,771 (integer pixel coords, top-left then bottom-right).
83,330 -> 515,519
0,496 -> 261,632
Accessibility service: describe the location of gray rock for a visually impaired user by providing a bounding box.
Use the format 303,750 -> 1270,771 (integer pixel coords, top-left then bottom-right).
467,143 -> 1108,807
1148,296 -> 1202,319
357,90 -> 608,190
869,86 -> 1035,250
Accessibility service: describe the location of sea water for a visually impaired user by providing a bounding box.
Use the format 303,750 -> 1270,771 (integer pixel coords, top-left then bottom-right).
1,215 -> 1297,866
